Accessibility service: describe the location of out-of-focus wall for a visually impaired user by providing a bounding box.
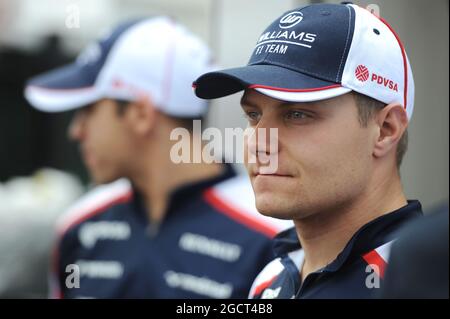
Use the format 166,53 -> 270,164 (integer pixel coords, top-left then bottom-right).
0,0 -> 213,52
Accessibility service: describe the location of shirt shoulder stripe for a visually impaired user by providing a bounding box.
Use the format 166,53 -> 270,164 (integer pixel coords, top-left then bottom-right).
374,240 -> 395,262
56,178 -> 132,236
204,175 -> 293,237
248,258 -> 285,298
362,240 -> 394,279
252,275 -> 278,298
51,179 -> 132,298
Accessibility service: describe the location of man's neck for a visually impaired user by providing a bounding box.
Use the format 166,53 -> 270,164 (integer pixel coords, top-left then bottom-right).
130,140 -> 224,224
295,172 -> 407,281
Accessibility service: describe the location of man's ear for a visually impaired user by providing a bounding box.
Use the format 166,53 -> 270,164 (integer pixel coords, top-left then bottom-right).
124,95 -> 157,136
373,103 -> 408,159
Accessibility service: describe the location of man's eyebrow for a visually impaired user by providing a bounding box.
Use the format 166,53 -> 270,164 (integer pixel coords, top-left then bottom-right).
240,96 -> 258,108
240,95 -> 318,110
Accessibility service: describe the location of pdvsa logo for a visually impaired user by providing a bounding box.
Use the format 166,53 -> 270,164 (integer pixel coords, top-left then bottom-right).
279,11 -> 303,29
355,65 -> 370,82
355,65 -> 398,92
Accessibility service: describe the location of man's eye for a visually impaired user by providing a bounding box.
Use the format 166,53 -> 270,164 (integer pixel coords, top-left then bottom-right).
244,111 -> 260,122
286,110 -> 309,120
80,104 -> 94,115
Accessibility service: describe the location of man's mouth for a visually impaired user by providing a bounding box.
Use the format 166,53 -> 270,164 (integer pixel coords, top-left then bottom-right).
252,168 -> 293,178
255,173 -> 292,177
80,147 -> 96,166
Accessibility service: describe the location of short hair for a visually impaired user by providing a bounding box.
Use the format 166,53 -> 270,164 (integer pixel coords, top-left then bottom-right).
113,99 -> 207,132
352,92 -> 408,169
114,99 -> 130,115
169,115 -> 206,132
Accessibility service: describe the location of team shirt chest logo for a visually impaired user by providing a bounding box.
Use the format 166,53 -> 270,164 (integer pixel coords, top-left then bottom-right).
79,221 -> 131,248
178,232 -> 242,262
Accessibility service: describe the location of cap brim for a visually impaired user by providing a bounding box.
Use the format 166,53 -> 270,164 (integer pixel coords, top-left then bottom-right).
24,63 -> 102,113
194,64 -> 351,102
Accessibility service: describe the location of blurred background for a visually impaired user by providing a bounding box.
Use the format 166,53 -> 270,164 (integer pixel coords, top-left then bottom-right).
0,0 -> 448,297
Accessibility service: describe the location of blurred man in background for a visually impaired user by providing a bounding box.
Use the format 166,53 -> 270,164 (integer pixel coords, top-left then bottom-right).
25,17 -> 290,298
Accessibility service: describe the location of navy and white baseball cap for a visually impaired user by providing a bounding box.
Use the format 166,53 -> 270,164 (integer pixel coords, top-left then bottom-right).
25,17 -> 214,117
194,3 -> 415,120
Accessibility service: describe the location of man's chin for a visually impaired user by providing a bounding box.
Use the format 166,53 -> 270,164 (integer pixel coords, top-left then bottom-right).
254,195 -> 295,220
89,172 -> 119,185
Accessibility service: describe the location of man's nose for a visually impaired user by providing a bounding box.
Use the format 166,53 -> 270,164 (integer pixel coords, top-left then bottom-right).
245,118 -> 279,157
67,111 -> 85,141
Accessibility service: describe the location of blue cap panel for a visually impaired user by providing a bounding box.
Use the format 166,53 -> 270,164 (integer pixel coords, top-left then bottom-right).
27,18 -> 145,90
26,63 -> 94,89
193,64 -> 337,99
249,4 -> 355,83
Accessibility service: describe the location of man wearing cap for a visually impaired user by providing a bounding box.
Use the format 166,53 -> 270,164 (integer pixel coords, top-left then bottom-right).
25,17 -> 290,298
194,3 -> 423,298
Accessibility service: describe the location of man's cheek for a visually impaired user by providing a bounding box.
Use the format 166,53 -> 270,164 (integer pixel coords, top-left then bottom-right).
243,134 -> 256,168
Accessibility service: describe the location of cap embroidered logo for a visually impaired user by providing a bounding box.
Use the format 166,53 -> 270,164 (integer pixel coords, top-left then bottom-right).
279,11 -> 303,29
76,43 -> 102,66
355,65 -> 370,82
